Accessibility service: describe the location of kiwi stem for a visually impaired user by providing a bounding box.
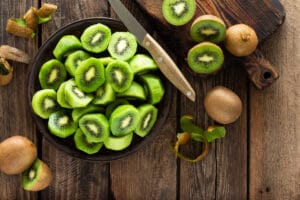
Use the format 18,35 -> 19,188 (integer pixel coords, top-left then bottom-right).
241,33 -> 251,42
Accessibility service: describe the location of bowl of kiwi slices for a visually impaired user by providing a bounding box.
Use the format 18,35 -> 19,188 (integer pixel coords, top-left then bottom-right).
28,17 -> 172,161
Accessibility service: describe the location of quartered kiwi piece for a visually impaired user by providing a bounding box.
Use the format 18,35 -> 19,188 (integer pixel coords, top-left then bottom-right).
190,15 -> 226,43
74,128 -> 103,155
105,99 -> 129,117
53,35 -> 82,60
106,60 -> 134,93
75,57 -> 105,93
64,79 -> 93,108
139,74 -> 165,104
48,110 -> 78,138
72,104 -> 104,122
98,57 -> 115,66
56,82 -> 72,109
117,81 -> 146,101
187,42 -> 224,74
134,104 -> 158,137
104,132 -> 133,151
108,32 -> 137,61
162,0 -> 196,26
39,59 -> 67,90
79,113 -> 109,143
80,23 -> 111,53
109,105 -> 140,137
129,54 -> 158,75
31,89 -> 59,119
65,50 -> 90,76
93,83 -> 116,105
6,18 -> 35,39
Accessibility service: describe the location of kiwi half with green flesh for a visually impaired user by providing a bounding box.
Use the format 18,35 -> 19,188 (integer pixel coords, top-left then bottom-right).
80,23 -> 111,53
79,113 -> 109,143
65,50 -> 90,76
162,0 -> 196,26
117,81 -> 146,101
32,89 -> 59,119
56,82 -> 72,109
98,57 -> 115,66
134,104 -> 158,137
106,60 -> 134,93
93,83 -> 116,105
64,79 -> 93,108
187,42 -> 224,75
104,132 -> 133,151
53,35 -> 82,60
190,15 -> 226,43
72,104 -> 104,122
108,32 -> 137,61
48,110 -> 78,138
129,54 -> 158,75
105,99 -> 129,117
109,105 -> 140,137
39,59 -> 67,90
139,74 -> 165,105
74,128 -> 103,155
75,57 -> 105,93
22,159 -> 52,191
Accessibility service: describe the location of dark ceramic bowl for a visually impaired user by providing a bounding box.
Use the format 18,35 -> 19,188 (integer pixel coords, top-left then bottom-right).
28,18 -> 172,162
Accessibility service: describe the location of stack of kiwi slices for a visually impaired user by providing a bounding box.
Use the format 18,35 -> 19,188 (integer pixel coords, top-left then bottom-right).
31,23 -> 165,155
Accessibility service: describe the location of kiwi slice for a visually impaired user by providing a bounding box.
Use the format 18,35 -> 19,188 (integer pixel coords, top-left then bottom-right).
53,35 -> 82,60
56,82 -> 72,109
109,105 -> 140,137
72,104 -> 104,122
106,60 -> 134,93
187,42 -> 224,74
117,81 -> 146,101
79,113 -> 109,143
98,57 -> 115,66
74,128 -> 103,155
162,0 -> 196,26
104,132 -> 133,151
93,83 -> 116,105
75,57 -> 105,93
48,110 -> 78,138
108,32 -> 137,61
105,99 -> 129,117
139,74 -> 165,104
65,50 -> 90,76
190,15 -> 226,43
38,59 -> 67,90
31,89 -> 59,119
64,79 -> 93,108
129,54 -> 158,75
134,104 -> 158,137
80,23 -> 111,53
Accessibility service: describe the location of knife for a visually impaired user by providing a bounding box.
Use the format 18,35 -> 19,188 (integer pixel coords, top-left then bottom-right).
108,0 -> 196,102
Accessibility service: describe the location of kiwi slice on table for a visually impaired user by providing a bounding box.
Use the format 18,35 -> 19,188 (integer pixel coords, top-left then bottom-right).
105,99 -> 129,117
75,57 -> 105,93
117,81 -> 146,101
93,83 -> 116,105
139,74 -> 165,105
106,60 -> 134,93
79,113 -> 109,143
162,0 -> 196,26
98,57 -> 115,66
65,50 -> 90,76
38,59 -> 67,90
129,54 -> 158,75
190,15 -> 226,43
104,132 -> 133,151
74,128 -> 103,155
31,89 -> 59,119
80,23 -> 111,53
53,35 -> 82,60
72,104 -> 104,122
109,105 -> 140,137
108,32 -> 137,61
56,82 -> 72,109
187,42 -> 224,75
64,79 -> 93,108
48,110 -> 78,138
134,104 -> 158,137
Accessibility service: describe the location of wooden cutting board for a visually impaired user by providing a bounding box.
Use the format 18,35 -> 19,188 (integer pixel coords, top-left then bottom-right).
134,0 -> 285,89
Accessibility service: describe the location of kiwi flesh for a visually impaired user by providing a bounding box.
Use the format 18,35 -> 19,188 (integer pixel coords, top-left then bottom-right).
93,83 -> 116,105
117,81 -> 146,101
162,0 -> 196,26
105,99 -> 129,117
39,59 -> 67,90
98,57 -> 115,66
32,89 -> 59,119
74,128 -> 103,155
104,132 -> 133,151
129,54 -> 158,75
53,35 -> 82,60
139,74 -> 165,104
56,82 -> 72,109
187,42 -> 224,75
134,104 -> 158,137
72,104 -> 104,122
65,50 -> 90,76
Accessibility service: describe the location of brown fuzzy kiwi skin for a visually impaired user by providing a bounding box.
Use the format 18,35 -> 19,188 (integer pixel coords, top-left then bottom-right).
225,24 -> 259,57
204,86 -> 242,124
191,14 -> 226,28
0,136 -> 37,175
0,58 -> 13,86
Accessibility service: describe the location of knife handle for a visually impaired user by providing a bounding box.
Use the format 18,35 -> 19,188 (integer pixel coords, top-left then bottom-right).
142,34 -> 196,102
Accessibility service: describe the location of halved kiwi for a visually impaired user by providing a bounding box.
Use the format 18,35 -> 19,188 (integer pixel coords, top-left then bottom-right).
104,132 -> 133,151
53,35 -> 82,60
187,42 -> 224,75
105,99 -> 129,117
139,74 -> 165,104
74,128 -> 103,155
72,104 -> 104,122
65,50 -> 90,76
117,81 -> 146,101
56,82 -> 72,109
129,54 -> 158,75
93,83 -> 116,105
134,104 -> 158,137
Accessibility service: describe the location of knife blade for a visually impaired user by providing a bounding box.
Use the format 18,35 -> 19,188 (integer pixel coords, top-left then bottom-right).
108,0 -> 196,102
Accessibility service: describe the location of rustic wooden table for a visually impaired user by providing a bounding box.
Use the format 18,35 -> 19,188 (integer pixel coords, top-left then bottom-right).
0,0 -> 299,199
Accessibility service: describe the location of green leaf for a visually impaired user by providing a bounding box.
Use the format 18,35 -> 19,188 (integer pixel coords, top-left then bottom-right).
204,127 -> 226,142
180,115 -> 204,134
